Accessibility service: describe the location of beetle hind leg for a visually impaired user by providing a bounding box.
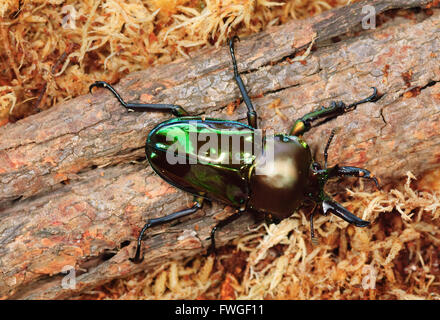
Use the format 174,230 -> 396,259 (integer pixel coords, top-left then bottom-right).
89,81 -> 188,116
130,197 -> 204,263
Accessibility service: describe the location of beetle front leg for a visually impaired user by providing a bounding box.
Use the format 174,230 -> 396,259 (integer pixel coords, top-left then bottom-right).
229,36 -> 258,129
328,165 -> 380,188
290,87 -> 378,136
130,197 -> 204,263
90,81 -> 188,116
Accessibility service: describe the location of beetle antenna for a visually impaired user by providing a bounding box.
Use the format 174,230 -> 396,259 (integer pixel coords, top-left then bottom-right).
324,128 -> 337,169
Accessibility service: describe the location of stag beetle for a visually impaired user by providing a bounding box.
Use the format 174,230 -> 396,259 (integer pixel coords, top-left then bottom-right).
90,36 -> 379,263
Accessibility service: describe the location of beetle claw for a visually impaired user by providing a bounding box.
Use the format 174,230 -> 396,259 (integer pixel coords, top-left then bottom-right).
372,177 -> 380,189
204,245 -> 216,258
129,243 -> 144,264
228,35 -> 240,45
89,81 -> 108,94
129,257 -> 144,264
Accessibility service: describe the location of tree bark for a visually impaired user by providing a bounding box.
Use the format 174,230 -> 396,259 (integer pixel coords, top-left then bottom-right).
1,0 -> 439,299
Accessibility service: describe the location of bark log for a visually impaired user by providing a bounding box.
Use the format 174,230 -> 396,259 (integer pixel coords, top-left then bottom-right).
1,0 -> 439,299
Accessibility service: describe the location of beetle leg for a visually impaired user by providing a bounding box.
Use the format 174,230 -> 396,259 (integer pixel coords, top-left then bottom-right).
324,128 -> 337,169
309,204 -> 320,245
289,87 -> 378,136
89,81 -> 188,116
130,197 -> 204,263
228,36 -> 258,129
322,199 -> 370,227
207,209 -> 244,256
328,165 -> 380,189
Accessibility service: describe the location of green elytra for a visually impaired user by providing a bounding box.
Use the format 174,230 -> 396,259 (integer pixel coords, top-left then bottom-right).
90,36 -> 379,263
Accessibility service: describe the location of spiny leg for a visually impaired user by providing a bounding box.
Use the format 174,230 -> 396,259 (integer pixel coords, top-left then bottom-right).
130,197 -> 204,263
322,199 -> 370,227
328,165 -> 380,188
89,81 -> 188,116
290,87 -> 378,136
207,210 -> 244,256
229,36 -> 258,128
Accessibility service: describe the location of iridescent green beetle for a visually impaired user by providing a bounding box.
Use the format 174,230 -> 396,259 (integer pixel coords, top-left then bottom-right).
90,36 -> 379,263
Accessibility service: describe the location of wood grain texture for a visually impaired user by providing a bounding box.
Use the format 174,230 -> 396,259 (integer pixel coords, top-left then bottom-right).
0,0 -> 439,299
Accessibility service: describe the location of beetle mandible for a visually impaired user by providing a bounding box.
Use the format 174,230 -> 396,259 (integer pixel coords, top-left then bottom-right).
90,36 -> 379,263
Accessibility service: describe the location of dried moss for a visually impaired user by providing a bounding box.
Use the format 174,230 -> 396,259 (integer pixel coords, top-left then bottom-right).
0,0 -> 346,123
79,172 -> 440,300
4,0 -> 438,300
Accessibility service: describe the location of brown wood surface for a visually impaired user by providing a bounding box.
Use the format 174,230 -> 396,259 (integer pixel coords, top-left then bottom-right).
1,0 -> 439,299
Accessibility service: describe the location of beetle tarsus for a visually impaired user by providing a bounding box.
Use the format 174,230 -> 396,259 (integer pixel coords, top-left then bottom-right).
89,80 -> 188,116
129,242 -> 145,264
130,198 -> 204,263
208,210 -> 244,256
346,87 -> 378,110
205,237 -> 217,257
228,36 -> 258,129
309,204 -> 318,243
328,165 -> 380,189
